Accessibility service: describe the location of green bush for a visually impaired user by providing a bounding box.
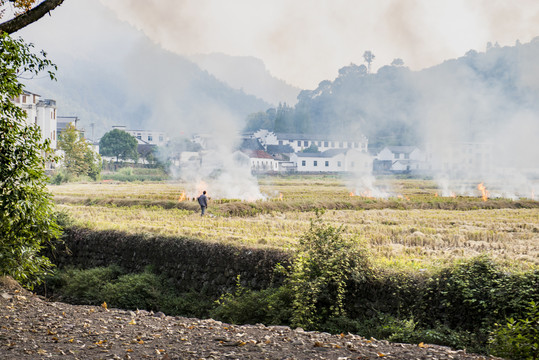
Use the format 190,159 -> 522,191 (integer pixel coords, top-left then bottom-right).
101,271 -> 161,311
57,265 -> 124,304
211,276 -> 292,325
490,301 -> 539,360
283,210 -> 371,330
43,265 -> 215,317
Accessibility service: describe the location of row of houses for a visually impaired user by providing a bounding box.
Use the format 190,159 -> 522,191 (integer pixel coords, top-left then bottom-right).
238,131 -> 494,175
239,131 -> 373,174
15,87 -> 493,177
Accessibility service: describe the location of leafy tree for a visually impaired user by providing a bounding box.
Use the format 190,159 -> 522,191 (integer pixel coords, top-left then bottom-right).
363,50 -> 375,73
391,58 -> 404,66
274,103 -> 294,133
244,111 -> 274,132
302,143 -> 319,153
0,33 -> 60,288
283,211 -> 370,330
57,123 -> 101,180
490,301 -> 539,360
99,128 -> 138,163
0,0 -> 65,34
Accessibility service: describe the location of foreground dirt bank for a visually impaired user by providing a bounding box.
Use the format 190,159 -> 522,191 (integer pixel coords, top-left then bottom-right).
1,278 -> 500,360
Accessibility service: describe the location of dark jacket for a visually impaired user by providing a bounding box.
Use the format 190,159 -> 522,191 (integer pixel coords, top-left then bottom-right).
197,194 -> 208,207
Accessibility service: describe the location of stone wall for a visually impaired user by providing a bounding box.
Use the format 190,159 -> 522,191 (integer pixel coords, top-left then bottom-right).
49,227 -> 290,296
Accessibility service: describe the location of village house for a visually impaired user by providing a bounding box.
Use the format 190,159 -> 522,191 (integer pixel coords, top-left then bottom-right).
374,146 -> 427,173
13,90 -> 58,151
291,148 -> 372,174
12,90 -> 58,170
244,150 -> 279,173
112,125 -> 169,146
424,142 -> 493,175
253,130 -> 368,153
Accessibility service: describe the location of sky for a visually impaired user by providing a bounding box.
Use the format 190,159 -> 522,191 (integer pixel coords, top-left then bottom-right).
101,0 -> 539,89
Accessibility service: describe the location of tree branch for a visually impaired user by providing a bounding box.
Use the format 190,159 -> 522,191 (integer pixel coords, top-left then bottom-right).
0,0 -> 65,34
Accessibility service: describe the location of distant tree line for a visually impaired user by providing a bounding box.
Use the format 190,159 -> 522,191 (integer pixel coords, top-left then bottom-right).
245,39 -> 539,151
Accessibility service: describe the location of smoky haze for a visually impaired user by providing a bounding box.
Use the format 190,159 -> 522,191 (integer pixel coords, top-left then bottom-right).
104,0 -> 539,89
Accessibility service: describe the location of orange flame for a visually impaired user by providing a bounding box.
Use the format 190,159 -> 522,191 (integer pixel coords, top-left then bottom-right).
361,190 -> 373,198
397,194 -> 403,199
450,192 -> 456,198
434,192 -> 438,197
178,191 -> 186,202
349,191 -> 355,197
279,193 -> 283,201
477,182 -> 489,202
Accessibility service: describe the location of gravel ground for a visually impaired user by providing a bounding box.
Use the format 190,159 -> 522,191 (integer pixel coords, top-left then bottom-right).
0,277 -> 502,360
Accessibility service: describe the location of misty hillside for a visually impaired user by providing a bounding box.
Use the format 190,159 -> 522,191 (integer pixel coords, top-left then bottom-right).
19,0 -> 270,141
249,39 -> 539,157
23,42 -> 270,141
189,53 -> 301,106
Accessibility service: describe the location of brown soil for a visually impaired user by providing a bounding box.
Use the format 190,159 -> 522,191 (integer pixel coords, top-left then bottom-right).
1,277 -> 500,360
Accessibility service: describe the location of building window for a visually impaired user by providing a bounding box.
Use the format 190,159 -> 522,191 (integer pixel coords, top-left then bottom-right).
314,161 -> 318,166
337,161 -> 342,167
395,153 -> 400,159
324,141 -> 329,147
304,140 -> 308,147
148,135 -> 153,142
325,161 -> 329,167
297,141 -> 301,147
22,95 -> 27,103
279,140 -> 283,145
136,135 -> 142,140
405,153 -> 410,159
351,161 -> 355,168
339,142 -> 343,148
301,160 -> 306,166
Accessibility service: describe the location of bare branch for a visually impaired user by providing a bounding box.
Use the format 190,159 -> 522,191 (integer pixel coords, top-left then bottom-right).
0,0 -> 65,34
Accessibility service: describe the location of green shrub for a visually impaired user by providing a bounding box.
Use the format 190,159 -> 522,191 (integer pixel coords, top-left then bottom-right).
284,210 -> 371,330
101,271 -> 161,311
211,276 -> 292,325
490,301 -> 539,360
160,291 -> 214,319
58,265 -> 124,304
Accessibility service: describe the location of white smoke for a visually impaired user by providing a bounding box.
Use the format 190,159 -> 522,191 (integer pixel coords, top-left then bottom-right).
168,109 -> 264,201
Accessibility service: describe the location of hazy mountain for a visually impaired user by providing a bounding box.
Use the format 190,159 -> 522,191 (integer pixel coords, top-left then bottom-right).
256,38 -> 539,160
189,53 -> 301,106
18,0 -> 270,141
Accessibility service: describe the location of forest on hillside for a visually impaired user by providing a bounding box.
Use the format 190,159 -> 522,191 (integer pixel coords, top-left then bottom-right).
245,39 -> 539,151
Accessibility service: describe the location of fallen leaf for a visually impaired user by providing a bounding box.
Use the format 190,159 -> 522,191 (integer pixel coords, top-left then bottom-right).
377,352 -> 386,357
101,302 -> 108,310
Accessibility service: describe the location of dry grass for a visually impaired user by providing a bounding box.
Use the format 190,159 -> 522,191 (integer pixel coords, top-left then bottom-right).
52,178 -> 539,272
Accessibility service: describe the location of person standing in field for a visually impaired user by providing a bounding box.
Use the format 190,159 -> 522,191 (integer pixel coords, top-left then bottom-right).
197,190 -> 208,216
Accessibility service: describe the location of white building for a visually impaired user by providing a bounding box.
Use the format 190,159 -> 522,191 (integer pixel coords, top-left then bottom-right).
245,150 -> 279,173
291,149 -> 372,173
112,125 -> 168,146
375,146 -> 427,173
12,90 -> 58,150
254,130 -> 368,153
424,142 -> 493,175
